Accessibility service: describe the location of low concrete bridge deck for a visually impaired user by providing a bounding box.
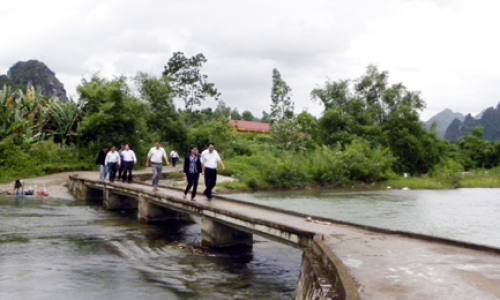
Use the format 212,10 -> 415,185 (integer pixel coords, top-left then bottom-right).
69,172 -> 500,300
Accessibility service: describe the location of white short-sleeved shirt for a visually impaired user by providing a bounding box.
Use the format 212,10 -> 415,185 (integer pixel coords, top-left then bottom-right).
170,150 -> 179,158
200,149 -> 221,169
148,147 -> 167,164
122,150 -> 137,162
105,151 -> 121,165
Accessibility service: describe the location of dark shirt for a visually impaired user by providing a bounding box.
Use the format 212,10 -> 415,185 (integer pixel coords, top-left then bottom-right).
183,154 -> 202,174
96,151 -> 107,165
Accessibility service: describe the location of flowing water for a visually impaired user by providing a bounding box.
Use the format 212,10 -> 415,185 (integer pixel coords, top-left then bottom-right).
2,188 -> 499,299
231,188 -> 500,249
0,197 -> 301,300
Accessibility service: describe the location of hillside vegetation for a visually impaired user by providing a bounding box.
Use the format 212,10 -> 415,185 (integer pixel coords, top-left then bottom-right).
2,56 -> 500,190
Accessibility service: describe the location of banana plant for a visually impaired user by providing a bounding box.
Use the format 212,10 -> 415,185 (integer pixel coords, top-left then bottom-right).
46,98 -> 84,145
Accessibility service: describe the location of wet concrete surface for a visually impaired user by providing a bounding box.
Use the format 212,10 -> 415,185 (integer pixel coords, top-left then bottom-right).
323,228 -> 500,300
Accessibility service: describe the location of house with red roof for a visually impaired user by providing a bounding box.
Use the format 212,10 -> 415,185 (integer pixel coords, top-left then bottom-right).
229,120 -> 270,133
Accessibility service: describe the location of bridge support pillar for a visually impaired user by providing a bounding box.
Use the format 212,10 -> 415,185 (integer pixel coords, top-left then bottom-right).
68,179 -> 103,201
138,196 -> 193,223
104,189 -> 138,210
201,217 -> 253,249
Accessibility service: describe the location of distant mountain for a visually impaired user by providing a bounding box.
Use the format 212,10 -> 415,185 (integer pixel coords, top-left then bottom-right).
474,109 -> 486,119
425,109 -> 465,139
0,60 -> 68,101
444,102 -> 500,142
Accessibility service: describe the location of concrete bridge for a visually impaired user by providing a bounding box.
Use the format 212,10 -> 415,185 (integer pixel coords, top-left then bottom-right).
68,172 -> 500,300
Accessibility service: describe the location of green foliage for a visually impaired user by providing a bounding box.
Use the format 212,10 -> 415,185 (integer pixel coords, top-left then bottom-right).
313,64 -> 438,174
185,120 -> 233,153
456,127 -> 498,169
135,73 -> 186,145
162,52 -> 220,111
241,110 -> 255,121
270,68 -> 294,122
0,137 -> 93,183
270,117 -> 310,151
46,98 -> 84,145
430,158 -> 465,188
77,75 -> 148,155
221,142 -> 394,189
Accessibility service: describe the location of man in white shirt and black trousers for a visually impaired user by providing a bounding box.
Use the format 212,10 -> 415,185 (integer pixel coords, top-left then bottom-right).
146,142 -> 170,191
105,146 -> 121,182
200,142 -> 225,201
121,144 -> 137,183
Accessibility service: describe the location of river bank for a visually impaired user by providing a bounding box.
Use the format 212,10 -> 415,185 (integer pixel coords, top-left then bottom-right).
216,167 -> 500,192
2,166 -> 500,200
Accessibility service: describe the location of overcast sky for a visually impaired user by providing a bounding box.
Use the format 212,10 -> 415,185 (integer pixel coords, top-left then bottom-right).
2,0 -> 499,121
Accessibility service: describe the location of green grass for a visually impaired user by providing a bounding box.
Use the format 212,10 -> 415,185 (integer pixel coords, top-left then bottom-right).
379,176 -> 453,189
374,168 -> 500,190
460,169 -> 500,188
217,181 -> 252,193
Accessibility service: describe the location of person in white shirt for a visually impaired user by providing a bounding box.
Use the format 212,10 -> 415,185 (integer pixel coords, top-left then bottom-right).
170,150 -> 179,167
121,144 -> 137,183
146,142 -> 170,191
200,142 -> 225,201
105,146 -> 121,182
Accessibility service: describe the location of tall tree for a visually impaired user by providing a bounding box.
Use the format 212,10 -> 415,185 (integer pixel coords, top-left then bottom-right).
270,68 -> 294,122
312,64 -> 440,174
230,108 -> 241,120
77,76 -> 147,153
261,110 -> 272,123
135,73 -> 186,145
241,110 -> 255,121
162,52 -> 220,111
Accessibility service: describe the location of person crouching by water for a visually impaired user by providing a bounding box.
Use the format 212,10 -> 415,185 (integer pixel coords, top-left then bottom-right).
121,144 -> 137,183
200,142 -> 225,201
105,146 -> 121,182
183,146 -> 202,201
13,179 -> 24,196
147,141 -> 169,191
170,149 -> 179,167
96,147 -> 108,181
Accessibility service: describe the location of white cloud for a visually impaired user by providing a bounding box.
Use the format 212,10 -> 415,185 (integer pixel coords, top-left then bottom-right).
1,0 -> 499,120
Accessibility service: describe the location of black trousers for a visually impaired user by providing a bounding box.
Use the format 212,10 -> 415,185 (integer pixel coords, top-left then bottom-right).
203,167 -> 217,199
184,173 -> 200,199
172,157 -> 179,167
118,163 -> 124,180
108,163 -> 118,182
122,161 -> 134,183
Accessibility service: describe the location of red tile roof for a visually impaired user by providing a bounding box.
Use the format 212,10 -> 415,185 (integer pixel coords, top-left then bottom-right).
229,120 -> 270,133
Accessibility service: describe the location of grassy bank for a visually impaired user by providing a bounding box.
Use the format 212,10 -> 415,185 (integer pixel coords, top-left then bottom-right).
219,166 -> 500,192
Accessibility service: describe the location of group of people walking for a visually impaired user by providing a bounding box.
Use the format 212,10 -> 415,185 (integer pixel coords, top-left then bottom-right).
96,142 -> 224,202
96,144 -> 138,183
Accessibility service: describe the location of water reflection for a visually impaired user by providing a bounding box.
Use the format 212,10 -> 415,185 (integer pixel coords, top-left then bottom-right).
0,196 -> 300,300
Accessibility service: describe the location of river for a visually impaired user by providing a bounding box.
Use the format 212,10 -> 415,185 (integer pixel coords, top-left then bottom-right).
0,196 -> 301,300
1,188 -> 499,299
231,188 -> 500,249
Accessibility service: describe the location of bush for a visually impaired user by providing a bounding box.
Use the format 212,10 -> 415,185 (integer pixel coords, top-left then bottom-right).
222,142 -> 394,189
0,137 -> 93,183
